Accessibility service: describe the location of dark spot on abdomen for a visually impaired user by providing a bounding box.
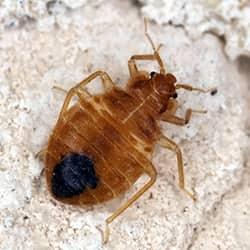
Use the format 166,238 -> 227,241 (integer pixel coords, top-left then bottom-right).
51,153 -> 99,198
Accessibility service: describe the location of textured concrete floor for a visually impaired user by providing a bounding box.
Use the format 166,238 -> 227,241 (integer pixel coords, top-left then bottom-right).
0,1 -> 249,250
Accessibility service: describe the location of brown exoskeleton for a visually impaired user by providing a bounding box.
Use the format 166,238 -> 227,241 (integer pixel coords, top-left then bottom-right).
43,19 -> 214,243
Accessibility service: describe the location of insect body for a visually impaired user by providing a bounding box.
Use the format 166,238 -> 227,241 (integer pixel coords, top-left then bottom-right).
44,20 -> 212,243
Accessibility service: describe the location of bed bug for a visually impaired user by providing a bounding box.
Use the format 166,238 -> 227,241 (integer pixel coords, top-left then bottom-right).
43,19 -> 214,243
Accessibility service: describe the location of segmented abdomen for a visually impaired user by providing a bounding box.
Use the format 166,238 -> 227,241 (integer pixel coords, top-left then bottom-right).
46,91 -> 156,205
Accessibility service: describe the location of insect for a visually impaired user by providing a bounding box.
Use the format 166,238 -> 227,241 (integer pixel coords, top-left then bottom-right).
43,19 -> 214,243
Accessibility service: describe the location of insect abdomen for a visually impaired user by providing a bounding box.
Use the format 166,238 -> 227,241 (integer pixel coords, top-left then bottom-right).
46,104 -> 145,205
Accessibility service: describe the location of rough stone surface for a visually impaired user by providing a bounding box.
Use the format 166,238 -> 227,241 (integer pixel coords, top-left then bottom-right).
139,0 -> 250,60
190,55 -> 250,250
0,1 -> 249,250
191,163 -> 250,250
0,0 -> 104,28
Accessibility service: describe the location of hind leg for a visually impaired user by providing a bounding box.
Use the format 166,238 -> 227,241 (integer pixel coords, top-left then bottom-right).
158,135 -> 196,201
53,71 -> 115,95
103,164 -> 157,244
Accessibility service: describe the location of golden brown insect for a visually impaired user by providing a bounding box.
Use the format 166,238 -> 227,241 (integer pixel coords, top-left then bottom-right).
43,20 -> 213,243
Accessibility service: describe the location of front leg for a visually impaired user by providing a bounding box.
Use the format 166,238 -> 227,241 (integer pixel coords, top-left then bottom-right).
161,108 -> 207,126
128,18 -> 166,77
128,52 -> 165,77
161,99 -> 206,125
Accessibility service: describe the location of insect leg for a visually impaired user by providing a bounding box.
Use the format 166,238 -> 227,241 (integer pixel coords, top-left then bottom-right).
128,53 -> 165,77
52,86 -> 67,94
56,71 -> 115,119
142,18 -> 166,74
57,87 -> 78,119
75,70 -> 115,92
161,108 -> 207,126
103,166 -> 157,244
158,135 -> 196,201
35,147 -> 48,160
52,70 -> 115,95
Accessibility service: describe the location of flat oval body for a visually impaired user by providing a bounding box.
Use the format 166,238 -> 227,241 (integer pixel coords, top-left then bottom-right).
45,77 -> 161,206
